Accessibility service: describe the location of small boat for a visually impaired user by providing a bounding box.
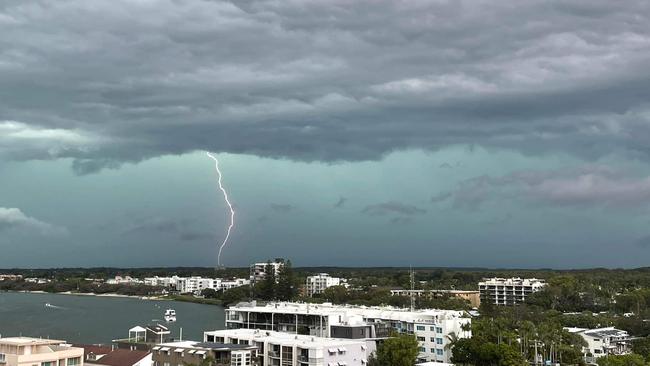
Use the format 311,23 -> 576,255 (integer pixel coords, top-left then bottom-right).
45,303 -> 53,308
164,309 -> 176,322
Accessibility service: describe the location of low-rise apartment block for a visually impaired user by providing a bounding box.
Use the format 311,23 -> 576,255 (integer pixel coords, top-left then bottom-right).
0,337 -> 84,366
478,277 -> 546,306
204,329 -> 370,366
142,276 -> 250,295
565,327 -> 632,364
224,301 -> 470,363
305,274 -> 347,297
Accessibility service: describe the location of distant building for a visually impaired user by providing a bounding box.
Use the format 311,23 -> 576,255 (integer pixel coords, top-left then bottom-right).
305,273 -> 347,296
0,337 -> 84,366
249,260 -> 285,284
478,277 -> 546,306
75,345 -> 152,366
390,289 -> 481,308
151,340 -> 257,366
565,327 -> 632,364
204,329 -> 370,366
143,276 -> 249,294
0,274 -> 22,281
106,276 -> 143,285
224,301 -> 470,363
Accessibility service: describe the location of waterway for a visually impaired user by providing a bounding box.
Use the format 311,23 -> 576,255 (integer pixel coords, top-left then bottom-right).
0,292 -> 225,344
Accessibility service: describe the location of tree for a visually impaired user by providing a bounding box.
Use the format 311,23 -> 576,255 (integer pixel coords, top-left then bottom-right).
374,333 -> 420,366
633,337 -> 650,360
276,259 -> 296,301
596,354 -> 646,366
256,261 -> 276,300
323,285 -> 349,304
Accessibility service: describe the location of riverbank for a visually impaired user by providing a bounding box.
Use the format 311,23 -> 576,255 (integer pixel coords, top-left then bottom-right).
4,290 -> 226,306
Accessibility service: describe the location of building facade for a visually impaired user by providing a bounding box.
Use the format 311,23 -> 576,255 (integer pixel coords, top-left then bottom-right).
204,329 -> 369,366
565,327 -> 632,364
224,302 -> 470,363
305,274 -> 347,297
151,341 -> 257,366
478,277 -> 546,306
0,337 -> 84,366
249,261 -> 285,284
142,276 -> 250,294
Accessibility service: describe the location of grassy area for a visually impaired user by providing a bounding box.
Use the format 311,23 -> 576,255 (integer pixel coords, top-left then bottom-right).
165,294 -> 223,306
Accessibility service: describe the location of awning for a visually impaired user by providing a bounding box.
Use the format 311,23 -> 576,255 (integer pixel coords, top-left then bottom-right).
187,350 -> 196,354
327,348 -> 337,353
338,347 -> 346,352
159,347 -> 170,352
174,349 -> 184,353
195,350 -> 207,355
152,347 -> 161,351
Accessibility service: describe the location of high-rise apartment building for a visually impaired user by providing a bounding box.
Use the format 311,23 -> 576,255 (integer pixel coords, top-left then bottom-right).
478,277 -> 546,306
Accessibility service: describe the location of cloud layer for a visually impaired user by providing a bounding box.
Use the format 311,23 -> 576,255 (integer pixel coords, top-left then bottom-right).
2,1 -> 650,171
0,207 -> 67,236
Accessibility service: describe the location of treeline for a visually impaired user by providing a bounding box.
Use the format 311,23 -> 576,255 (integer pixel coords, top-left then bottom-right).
0,279 -> 163,296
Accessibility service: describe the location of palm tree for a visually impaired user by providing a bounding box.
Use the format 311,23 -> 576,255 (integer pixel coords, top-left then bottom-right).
445,331 -> 459,352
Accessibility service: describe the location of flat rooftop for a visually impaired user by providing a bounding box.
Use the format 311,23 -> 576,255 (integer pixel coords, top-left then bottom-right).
228,302 -> 468,322
156,341 -> 255,351
205,329 -> 367,348
0,337 -> 66,346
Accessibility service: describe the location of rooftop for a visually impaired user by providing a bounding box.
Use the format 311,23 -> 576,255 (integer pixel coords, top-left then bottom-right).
155,341 -> 255,351
0,337 -> 66,346
204,329 -> 365,348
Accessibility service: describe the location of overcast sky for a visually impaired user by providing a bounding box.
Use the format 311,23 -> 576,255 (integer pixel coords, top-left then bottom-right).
2,0 -> 650,268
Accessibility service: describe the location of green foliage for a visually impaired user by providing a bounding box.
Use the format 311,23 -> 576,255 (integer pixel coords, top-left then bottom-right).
374,333 -> 420,366
276,260 -> 297,301
451,338 -> 527,366
633,337 -> 650,360
596,354 -> 646,366
256,261 -> 277,301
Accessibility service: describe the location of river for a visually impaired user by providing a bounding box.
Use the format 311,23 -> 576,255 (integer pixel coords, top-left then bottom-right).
0,292 -> 225,344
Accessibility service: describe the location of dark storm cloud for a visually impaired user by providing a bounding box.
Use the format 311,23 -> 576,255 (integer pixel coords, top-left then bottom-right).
361,202 -> 427,216
2,1 -> 650,170
636,236 -> 650,248
389,217 -> 414,225
430,192 -> 453,203
270,203 -> 294,213
448,165 -> 650,210
333,197 -> 347,208
121,216 -> 209,242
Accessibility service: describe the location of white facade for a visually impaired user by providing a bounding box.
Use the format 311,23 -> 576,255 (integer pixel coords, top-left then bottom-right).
306,274 -> 347,296
106,276 -> 143,285
478,277 -> 546,306
204,329 -> 370,366
225,302 -> 471,363
143,276 -> 250,294
250,262 -> 285,284
565,327 -> 631,364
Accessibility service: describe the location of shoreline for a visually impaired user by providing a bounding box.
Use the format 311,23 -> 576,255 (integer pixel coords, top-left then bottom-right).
6,290 -> 166,300
4,290 -> 223,306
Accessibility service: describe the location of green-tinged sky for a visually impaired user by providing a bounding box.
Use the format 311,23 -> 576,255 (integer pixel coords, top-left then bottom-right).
2,1 -> 650,268
2,147 -> 650,268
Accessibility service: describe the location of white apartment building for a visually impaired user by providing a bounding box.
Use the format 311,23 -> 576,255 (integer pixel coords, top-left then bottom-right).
305,274 -> 347,296
478,277 -> 546,306
204,329 -> 370,366
565,327 -> 632,364
0,337 -> 84,366
106,276 -> 143,285
250,261 -> 285,284
224,302 -> 471,363
143,276 -> 250,294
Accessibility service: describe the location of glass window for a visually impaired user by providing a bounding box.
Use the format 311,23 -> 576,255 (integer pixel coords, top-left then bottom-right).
436,327 -> 443,333
430,326 -> 435,331
416,326 -> 425,331
67,358 -> 81,366
417,337 -> 425,342
419,347 -> 426,353
436,338 -> 443,345
430,337 -> 435,342
436,349 -> 443,356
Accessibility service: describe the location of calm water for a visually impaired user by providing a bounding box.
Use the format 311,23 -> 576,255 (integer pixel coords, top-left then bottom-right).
0,292 -> 225,344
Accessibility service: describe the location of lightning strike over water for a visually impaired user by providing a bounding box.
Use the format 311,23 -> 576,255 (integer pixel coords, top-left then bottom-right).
206,152 -> 235,267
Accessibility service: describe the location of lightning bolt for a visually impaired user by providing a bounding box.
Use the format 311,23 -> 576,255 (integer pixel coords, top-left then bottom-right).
206,152 -> 235,267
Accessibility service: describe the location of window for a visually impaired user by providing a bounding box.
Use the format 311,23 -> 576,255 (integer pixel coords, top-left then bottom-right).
436,338 -> 443,345
42,362 -> 54,366
416,326 -> 425,331
430,326 -> 435,331
431,348 -> 436,353
436,349 -> 444,356
417,337 -> 425,342
419,347 -> 426,353
430,337 -> 435,342
67,358 -> 81,366
436,327 -> 443,333
0,354 -> 5,363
